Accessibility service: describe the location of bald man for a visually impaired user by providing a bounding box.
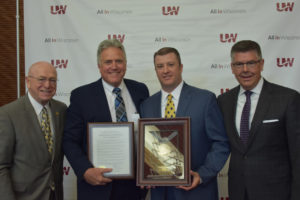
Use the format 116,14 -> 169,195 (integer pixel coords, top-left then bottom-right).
0,61 -> 67,200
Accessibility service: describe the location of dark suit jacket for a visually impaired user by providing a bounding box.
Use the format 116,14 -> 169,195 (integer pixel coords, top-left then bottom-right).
217,80 -> 300,200
140,83 -> 230,200
63,78 -> 149,200
0,94 -> 67,200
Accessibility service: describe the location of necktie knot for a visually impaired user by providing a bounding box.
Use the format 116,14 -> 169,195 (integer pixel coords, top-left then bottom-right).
244,90 -> 253,98
167,94 -> 173,101
113,87 -> 121,95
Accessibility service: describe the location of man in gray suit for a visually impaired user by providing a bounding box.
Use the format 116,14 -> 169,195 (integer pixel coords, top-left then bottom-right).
217,40 -> 300,200
0,61 -> 67,200
140,47 -> 230,200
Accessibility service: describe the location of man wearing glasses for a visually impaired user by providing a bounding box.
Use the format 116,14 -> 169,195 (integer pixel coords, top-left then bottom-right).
0,61 -> 67,200
217,40 -> 300,200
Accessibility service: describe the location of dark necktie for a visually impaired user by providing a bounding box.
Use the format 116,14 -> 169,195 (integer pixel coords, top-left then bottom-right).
41,107 -> 54,154
113,87 -> 128,122
240,90 -> 253,145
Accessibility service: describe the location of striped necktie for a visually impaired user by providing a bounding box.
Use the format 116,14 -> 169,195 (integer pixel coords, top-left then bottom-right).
113,88 -> 128,122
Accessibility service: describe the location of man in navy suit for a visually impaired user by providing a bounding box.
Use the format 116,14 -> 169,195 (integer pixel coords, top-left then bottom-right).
217,40 -> 300,200
140,47 -> 230,200
63,39 -> 149,200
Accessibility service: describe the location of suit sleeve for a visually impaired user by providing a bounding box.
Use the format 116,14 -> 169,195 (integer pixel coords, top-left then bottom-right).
63,91 -> 93,180
287,92 -> 300,200
0,108 -> 16,200
198,93 -> 230,184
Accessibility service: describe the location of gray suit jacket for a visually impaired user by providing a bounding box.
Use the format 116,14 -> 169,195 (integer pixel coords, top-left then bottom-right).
217,80 -> 300,200
0,94 -> 67,200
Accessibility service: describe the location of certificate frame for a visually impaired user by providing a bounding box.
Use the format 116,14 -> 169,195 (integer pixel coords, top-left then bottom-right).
137,118 -> 191,186
87,122 -> 135,179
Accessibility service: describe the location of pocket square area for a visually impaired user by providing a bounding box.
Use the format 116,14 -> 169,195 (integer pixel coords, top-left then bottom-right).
263,119 -> 279,123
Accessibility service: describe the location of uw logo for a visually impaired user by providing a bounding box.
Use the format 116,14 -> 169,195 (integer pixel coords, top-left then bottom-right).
277,58 -> 294,67
51,59 -> 68,69
276,2 -> 295,12
220,88 -> 229,94
63,166 -> 70,175
220,33 -> 237,43
108,34 -> 125,43
162,6 -> 180,15
51,5 -> 67,15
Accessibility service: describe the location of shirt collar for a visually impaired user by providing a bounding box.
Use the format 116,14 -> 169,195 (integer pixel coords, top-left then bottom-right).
239,77 -> 264,96
102,79 -> 125,93
27,92 -> 50,115
161,81 -> 184,101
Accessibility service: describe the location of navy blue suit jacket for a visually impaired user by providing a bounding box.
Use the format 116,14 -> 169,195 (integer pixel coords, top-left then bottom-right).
63,78 -> 149,200
140,83 -> 230,200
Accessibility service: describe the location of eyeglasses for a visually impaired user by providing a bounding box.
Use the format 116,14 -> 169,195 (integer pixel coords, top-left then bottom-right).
28,76 -> 57,84
231,60 -> 261,69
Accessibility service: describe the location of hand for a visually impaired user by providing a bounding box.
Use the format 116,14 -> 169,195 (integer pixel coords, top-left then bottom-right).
177,170 -> 201,191
83,168 -> 112,186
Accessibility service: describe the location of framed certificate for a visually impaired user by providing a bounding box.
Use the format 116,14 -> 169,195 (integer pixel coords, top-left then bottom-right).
137,118 -> 191,186
87,122 -> 134,179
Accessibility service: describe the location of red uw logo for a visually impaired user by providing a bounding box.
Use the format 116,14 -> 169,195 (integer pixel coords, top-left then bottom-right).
220,33 -> 237,43
220,88 -> 229,94
276,2 -> 295,12
162,6 -> 180,15
277,58 -> 294,67
108,34 -> 125,43
51,5 -> 67,15
51,59 -> 68,69
63,166 -> 70,175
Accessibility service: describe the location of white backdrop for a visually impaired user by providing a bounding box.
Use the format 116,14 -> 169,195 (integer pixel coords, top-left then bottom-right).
24,1 -> 300,199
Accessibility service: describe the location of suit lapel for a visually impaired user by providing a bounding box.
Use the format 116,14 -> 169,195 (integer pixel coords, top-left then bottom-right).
176,83 -> 192,117
94,79 -> 112,121
49,100 -> 61,161
153,92 -> 162,117
227,86 -> 248,152
247,81 -> 272,147
23,95 -> 51,159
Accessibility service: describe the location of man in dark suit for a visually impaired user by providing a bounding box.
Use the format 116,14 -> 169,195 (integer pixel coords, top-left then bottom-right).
0,61 -> 67,200
63,39 -> 149,200
217,40 -> 300,200
140,47 -> 230,200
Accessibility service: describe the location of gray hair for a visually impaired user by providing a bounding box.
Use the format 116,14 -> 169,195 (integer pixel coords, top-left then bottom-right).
230,40 -> 262,61
97,39 -> 126,64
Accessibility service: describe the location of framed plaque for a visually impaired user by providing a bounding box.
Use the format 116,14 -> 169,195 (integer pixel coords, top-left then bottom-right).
137,118 -> 191,186
87,122 -> 134,179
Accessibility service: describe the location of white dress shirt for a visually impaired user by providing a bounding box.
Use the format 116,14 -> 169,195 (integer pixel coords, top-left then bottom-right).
102,79 -> 137,122
235,77 -> 264,135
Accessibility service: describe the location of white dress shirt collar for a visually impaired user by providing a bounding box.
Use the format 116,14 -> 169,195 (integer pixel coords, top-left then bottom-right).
238,77 -> 264,97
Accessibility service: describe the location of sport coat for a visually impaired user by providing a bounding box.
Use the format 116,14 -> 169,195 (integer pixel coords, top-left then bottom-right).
63,78 -> 149,200
140,83 -> 230,200
217,79 -> 300,200
0,94 -> 67,200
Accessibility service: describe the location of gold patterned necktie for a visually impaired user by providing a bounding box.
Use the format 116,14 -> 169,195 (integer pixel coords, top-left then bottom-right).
164,94 -> 176,118
41,107 -> 54,155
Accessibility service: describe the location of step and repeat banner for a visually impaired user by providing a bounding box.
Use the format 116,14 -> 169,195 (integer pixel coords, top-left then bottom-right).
24,1 -> 300,199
